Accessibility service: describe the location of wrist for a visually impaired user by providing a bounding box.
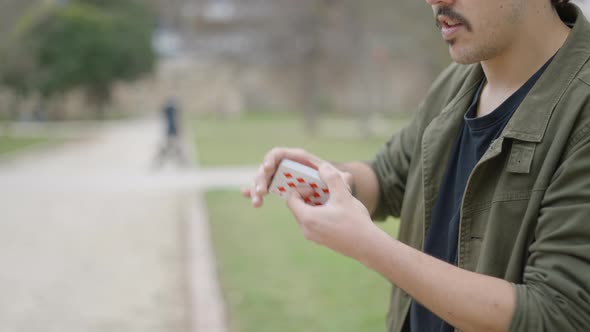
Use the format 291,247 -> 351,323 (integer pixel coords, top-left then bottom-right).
356,223 -> 388,267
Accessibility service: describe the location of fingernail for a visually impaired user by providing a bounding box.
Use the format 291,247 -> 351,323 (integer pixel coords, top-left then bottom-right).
252,196 -> 260,205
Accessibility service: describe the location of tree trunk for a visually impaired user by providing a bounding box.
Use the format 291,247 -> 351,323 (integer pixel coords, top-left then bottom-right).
88,86 -> 112,120
297,2 -> 321,136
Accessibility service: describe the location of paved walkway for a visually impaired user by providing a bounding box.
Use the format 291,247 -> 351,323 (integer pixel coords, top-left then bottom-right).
0,117 -> 254,332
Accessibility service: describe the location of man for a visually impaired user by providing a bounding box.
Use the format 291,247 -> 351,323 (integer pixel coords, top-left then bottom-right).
153,97 -> 188,168
243,0 -> 590,331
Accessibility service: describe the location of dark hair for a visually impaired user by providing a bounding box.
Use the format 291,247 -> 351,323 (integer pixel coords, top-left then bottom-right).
551,0 -> 570,6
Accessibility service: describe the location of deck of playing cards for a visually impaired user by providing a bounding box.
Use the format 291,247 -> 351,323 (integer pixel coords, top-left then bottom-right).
269,159 -> 330,206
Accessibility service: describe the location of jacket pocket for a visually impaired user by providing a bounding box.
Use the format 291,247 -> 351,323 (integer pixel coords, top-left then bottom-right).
470,194 -> 534,276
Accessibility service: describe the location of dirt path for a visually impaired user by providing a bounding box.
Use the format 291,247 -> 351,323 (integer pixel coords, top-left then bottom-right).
0,117 -> 255,332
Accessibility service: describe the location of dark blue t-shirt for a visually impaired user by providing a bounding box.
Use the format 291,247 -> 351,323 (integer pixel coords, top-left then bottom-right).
410,58 -> 553,332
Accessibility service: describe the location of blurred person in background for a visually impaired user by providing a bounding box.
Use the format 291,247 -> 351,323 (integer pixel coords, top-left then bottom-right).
153,97 -> 188,169
244,0 -> 590,331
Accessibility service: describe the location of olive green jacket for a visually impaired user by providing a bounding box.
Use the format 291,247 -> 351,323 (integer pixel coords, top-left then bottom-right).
370,4 -> 590,332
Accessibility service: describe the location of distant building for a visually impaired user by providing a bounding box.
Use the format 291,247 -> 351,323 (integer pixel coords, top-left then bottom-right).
202,1 -> 235,24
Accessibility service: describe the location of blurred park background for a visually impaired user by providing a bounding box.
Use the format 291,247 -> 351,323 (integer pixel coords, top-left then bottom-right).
1,1 -> 589,332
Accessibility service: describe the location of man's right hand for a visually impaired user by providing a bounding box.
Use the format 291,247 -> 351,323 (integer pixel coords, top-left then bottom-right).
241,147 -> 326,208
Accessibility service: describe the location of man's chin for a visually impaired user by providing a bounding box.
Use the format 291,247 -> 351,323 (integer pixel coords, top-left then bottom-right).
451,57 -> 478,65
449,47 -> 480,65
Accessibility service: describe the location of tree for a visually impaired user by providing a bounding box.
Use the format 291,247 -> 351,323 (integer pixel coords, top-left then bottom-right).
0,0 -> 156,119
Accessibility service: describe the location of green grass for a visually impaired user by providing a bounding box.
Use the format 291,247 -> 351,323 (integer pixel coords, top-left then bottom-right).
0,136 -> 52,155
196,112 -> 410,331
192,112 -> 411,166
206,191 -> 400,332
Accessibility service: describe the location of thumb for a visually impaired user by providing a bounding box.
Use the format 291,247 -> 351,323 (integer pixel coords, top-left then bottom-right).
287,189 -> 310,222
318,163 -> 349,202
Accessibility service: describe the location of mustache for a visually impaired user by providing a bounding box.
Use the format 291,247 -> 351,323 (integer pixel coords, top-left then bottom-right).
435,7 -> 473,32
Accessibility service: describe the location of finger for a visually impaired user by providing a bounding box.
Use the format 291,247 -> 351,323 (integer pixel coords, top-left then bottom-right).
253,164 -> 270,196
295,185 -> 315,198
259,148 -> 287,192
241,187 -> 252,198
249,180 -> 264,208
287,189 -> 310,223
251,193 -> 264,208
263,147 -> 322,172
255,148 -> 289,196
318,163 -> 351,202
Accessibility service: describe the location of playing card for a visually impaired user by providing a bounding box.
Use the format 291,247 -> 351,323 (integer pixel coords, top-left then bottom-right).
269,159 -> 330,206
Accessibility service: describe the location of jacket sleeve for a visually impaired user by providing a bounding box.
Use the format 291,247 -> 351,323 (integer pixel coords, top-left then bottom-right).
369,111 -> 420,221
509,128 -> 590,330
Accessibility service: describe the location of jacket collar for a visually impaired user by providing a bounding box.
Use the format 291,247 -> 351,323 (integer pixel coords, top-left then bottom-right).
503,4 -> 590,143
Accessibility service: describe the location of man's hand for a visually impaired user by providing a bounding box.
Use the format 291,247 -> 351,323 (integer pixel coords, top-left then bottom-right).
285,163 -> 516,332
241,147 -> 353,208
286,162 -> 377,261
